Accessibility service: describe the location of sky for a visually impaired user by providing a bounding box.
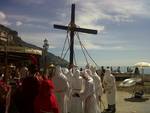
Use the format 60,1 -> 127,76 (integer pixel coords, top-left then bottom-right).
0,0 -> 150,67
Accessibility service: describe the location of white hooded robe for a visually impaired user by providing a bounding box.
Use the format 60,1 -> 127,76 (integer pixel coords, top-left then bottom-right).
62,68 -> 73,113
52,66 -> 70,113
80,71 -> 101,113
103,69 -> 116,105
71,69 -> 84,113
90,66 -> 103,106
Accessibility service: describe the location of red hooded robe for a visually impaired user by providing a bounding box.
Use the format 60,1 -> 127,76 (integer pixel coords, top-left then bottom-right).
34,79 -> 59,113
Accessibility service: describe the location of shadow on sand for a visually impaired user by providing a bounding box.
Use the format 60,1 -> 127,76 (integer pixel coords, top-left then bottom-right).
124,97 -> 149,102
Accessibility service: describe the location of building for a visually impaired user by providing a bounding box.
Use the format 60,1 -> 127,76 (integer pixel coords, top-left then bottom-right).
0,24 -> 42,71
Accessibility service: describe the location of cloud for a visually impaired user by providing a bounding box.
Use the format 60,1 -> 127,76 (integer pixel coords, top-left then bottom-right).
14,0 -> 48,5
2,1 -> 149,51
8,14 -> 51,29
19,31 -> 125,51
8,14 -> 49,23
76,14 -> 105,32
0,11 -> 11,26
16,21 -> 23,26
24,23 -> 49,30
75,42 -> 100,50
68,0 -> 150,25
0,11 -> 6,19
108,0 -> 150,17
74,39 -> 125,50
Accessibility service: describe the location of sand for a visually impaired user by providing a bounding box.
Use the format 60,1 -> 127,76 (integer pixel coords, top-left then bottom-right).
101,82 -> 150,113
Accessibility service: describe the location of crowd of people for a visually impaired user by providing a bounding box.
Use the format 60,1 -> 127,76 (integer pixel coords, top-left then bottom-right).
0,64 -> 117,113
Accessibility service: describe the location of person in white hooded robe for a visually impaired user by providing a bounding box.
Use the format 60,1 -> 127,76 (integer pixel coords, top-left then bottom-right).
73,70 -> 101,113
70,69 -> 84,113
62,68 -> 73,85
90,66 -> 103,107
52,66 -> 70,113
103,69 -> 116,113
62,67 -> 73,113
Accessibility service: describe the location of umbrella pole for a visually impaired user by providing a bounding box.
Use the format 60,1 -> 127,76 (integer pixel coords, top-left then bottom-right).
141,67 -> 144,85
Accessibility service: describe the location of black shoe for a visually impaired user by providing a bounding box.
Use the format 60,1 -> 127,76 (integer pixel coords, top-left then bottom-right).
105,104 -> 111,111
103,108 -> 111,112
108,108 -> 116,113
108,109 -> 116,113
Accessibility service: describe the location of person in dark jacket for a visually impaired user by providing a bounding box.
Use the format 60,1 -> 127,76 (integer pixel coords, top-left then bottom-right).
14,64 -> 40,113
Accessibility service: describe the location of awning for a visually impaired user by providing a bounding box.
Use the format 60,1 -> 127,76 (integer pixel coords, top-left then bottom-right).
0,45 -> 42,55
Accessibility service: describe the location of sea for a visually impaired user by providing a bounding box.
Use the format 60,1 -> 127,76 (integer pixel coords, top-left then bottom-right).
103,66 -> 150,75
79,66 -> 150,75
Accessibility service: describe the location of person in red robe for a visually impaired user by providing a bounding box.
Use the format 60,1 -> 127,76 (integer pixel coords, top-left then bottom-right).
34,79 -> 59,113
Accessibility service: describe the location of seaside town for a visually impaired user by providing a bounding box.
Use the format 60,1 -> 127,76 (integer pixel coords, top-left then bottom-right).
0,1 -> 150,113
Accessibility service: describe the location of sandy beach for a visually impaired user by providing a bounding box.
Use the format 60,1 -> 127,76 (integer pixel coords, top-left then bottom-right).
101,82 -> 150,113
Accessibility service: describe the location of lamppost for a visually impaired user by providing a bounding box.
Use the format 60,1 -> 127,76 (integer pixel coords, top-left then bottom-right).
43,38 -> 49,75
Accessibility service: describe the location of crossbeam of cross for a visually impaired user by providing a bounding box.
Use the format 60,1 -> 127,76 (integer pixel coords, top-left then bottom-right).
54,4 -> 97,68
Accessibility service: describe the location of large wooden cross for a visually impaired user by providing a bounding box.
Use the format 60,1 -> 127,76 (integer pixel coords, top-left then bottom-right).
54,4 -> 97,68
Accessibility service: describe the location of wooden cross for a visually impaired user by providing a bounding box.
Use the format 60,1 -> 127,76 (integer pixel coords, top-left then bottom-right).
54,4 -> 97,68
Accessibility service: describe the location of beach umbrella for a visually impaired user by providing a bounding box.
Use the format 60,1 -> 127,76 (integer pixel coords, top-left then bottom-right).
134,62 -> 150,83
134,62 -> 150,67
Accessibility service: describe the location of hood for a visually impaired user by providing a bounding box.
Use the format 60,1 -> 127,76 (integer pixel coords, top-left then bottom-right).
62,68 -> 69,75
104,69 -> 111,76
85,63 -> 91,69
90,66 -> 96,74
74,69 -> 80,78
55,65 -> 62,75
